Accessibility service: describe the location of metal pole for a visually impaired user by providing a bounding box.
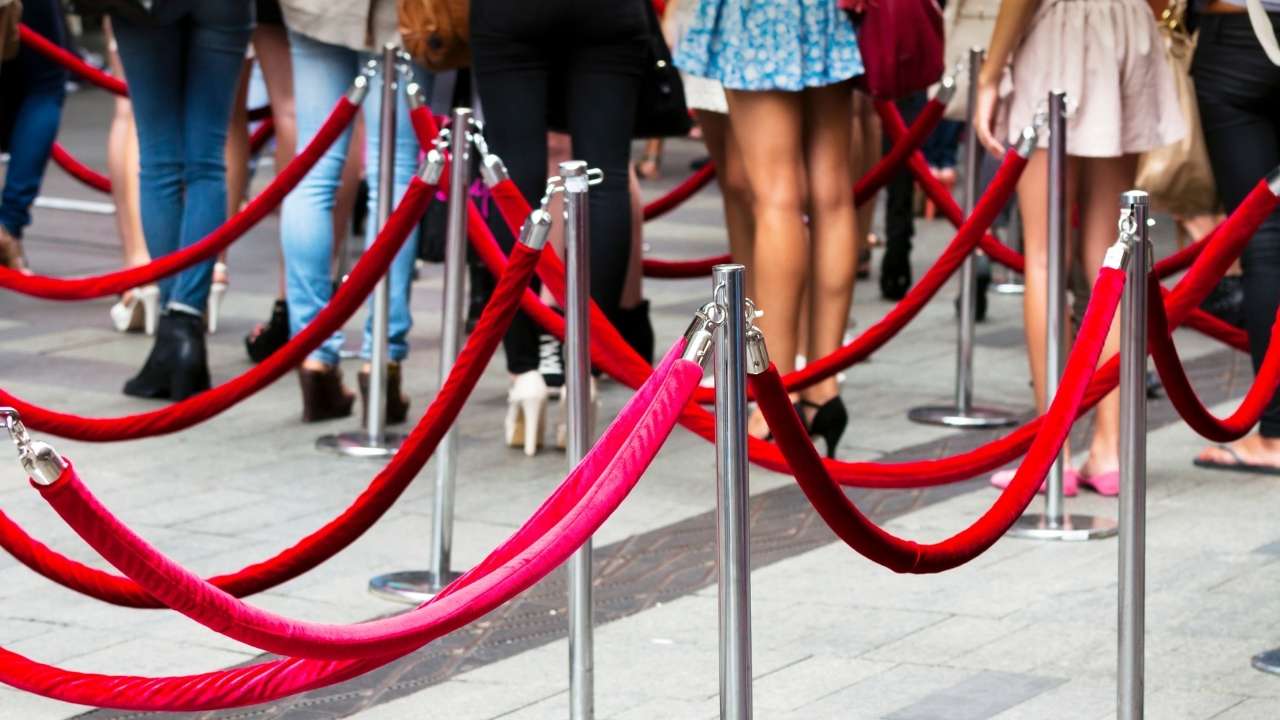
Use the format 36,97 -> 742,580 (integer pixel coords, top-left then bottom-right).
909,47 -> 1017,429
563,160 -> 594,720
318,44 -> 407,458
368,107 -> 473,604
714,264 -> 753,720
1008,92 -> 1116,542
1118,191 -> 1150,720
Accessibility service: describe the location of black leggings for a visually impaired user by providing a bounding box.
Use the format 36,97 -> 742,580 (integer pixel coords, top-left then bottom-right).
471,0 -> 646,374
1193,13 -> 1280,438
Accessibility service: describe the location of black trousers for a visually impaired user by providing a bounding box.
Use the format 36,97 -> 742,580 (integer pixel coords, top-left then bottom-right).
1193,13 -> 1280,438
471,0 -> 646,374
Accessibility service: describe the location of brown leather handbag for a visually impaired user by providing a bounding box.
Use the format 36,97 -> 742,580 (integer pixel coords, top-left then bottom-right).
398,0 -> 470,71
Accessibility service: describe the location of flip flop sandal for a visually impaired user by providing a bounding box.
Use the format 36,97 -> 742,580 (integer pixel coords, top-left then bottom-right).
1193,444 -> 1280,476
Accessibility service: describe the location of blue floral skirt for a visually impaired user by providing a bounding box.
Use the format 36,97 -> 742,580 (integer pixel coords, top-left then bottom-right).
675,0 -> 864,92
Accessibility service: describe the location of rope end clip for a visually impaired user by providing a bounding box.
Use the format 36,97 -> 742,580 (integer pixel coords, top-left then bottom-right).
346,61 -> 379,104
933,74 -> 958,106
1014,123 -> 1040,159
1,408 -> 64,487
683,302 -> 719,366
418,127 -> 452,185
1268,165 -> 1280,197
743,298 -> 769,375
519,208 -> 553,250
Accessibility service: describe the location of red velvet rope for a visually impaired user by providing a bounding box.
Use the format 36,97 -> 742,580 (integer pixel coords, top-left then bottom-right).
50,143 -> 111,193
0,177 -> 430,441
18,24 -> 128,96
1150,282 -> 1280,442
640,98 -> 947,278
641,162 -> 717,222
0,240 -> 540,609
753,267 -> 1125,572
0,97 -> 359,300
472,170 -> 1280,489
486,147 -> 1026,403
0,350 -> 700,710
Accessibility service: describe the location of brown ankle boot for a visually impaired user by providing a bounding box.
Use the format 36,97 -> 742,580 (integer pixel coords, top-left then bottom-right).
358,363 -> 410,426
298,366 -> 355,422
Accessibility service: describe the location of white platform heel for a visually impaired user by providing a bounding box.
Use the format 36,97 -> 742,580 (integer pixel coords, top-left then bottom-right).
207,262 -> 228,334
110,285 -> 160,335
556,377 -> 599,450
505,370 -> 549,457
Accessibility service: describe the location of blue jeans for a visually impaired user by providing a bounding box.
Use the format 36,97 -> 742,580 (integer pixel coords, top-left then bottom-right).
0,0 -> 67,238
112,1 -> 252,313
282,31 -> 428,365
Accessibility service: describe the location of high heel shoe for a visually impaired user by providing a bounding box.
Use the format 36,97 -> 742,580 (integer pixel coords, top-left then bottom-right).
207,262 -> 228,334
110,285 -> 160,335
556,377 -> 599,451
797,397 -> 848,459
357,362 -> 410,426
298,365 -> 355,422
506,370 -> 549,456
245,299 -> 290,364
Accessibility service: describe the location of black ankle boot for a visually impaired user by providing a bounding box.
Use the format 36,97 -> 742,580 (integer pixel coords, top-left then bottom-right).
123,314 -> 180,399
880,248 -> 912,301
168,310 -> 211,401
614,301 -> 655,365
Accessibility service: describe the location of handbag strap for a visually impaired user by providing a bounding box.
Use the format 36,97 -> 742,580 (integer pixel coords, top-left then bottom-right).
1245,0 -> 1280,65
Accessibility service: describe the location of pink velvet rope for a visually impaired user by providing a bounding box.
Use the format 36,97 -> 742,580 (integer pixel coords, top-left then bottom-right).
0,240 -> 541,610
0,177 -> 432,441
0,97 -> 360,300
0,349 -> 701,709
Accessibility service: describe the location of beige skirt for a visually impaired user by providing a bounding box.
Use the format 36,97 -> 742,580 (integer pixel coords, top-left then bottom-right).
998,0 -> 1187,158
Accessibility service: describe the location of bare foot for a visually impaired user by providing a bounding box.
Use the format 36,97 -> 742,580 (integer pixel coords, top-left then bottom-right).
1196,434 -> 1280,472
748,408 -> 771,440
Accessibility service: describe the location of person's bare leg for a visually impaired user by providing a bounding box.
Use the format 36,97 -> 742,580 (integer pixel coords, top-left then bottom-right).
727,89 -> 808,436
697,109 -> 755,297
253,24 -> 297,172
1077,154 -> 1138,479
800,82 -> 858,407
621,163 -> 645,309
1017,150 -> 1051,417
637,137 -> 663,180
105,22 -> 147,270
332,113 -> 364,265
851,92 -> 881,260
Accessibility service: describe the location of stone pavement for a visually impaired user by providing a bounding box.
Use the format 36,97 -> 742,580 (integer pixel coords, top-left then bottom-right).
0,83 -> 1276,719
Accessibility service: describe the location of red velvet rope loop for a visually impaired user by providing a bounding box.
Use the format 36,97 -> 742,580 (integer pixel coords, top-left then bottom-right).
1149,281 -> 1280,442
754,266 -> 1125,573
50,143 -> 112,193
0,97 -> 359,300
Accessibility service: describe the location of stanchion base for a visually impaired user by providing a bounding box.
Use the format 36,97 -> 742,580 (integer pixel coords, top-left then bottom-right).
1008,513 -> 1118,541
907,405 -> 1020,429
992,282 -> 1025,295
1251,648 -> 1280,675
369,570 -> 464,605
316,431 -> 407,458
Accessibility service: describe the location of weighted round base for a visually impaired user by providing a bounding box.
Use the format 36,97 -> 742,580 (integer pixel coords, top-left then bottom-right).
907,405 -> 1020,429
992,282 -> 1025,295
369,570 -> 464,605
316,431 -> 407,458
1008,513 -> 1118,541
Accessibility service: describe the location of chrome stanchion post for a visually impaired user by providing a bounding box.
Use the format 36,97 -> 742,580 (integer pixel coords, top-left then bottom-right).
367,107 -> 473,604
563,160 -> 595,720
318,44 -> 408,457
909,46 -> 1017,429
1010,91 -> 1116,541
1118,191 -> 1149,720
713,264 -> 754,720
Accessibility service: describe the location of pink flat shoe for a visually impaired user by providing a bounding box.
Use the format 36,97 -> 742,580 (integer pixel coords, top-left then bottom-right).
1080,469 -> 1120,496
989,468 -> 1079,496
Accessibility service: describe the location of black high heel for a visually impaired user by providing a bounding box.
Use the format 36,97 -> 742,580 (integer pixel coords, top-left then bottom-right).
123,313 -> 180,399
244,299 -> 290,364
797,397 -> 848,459
167,310 -> 211,401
